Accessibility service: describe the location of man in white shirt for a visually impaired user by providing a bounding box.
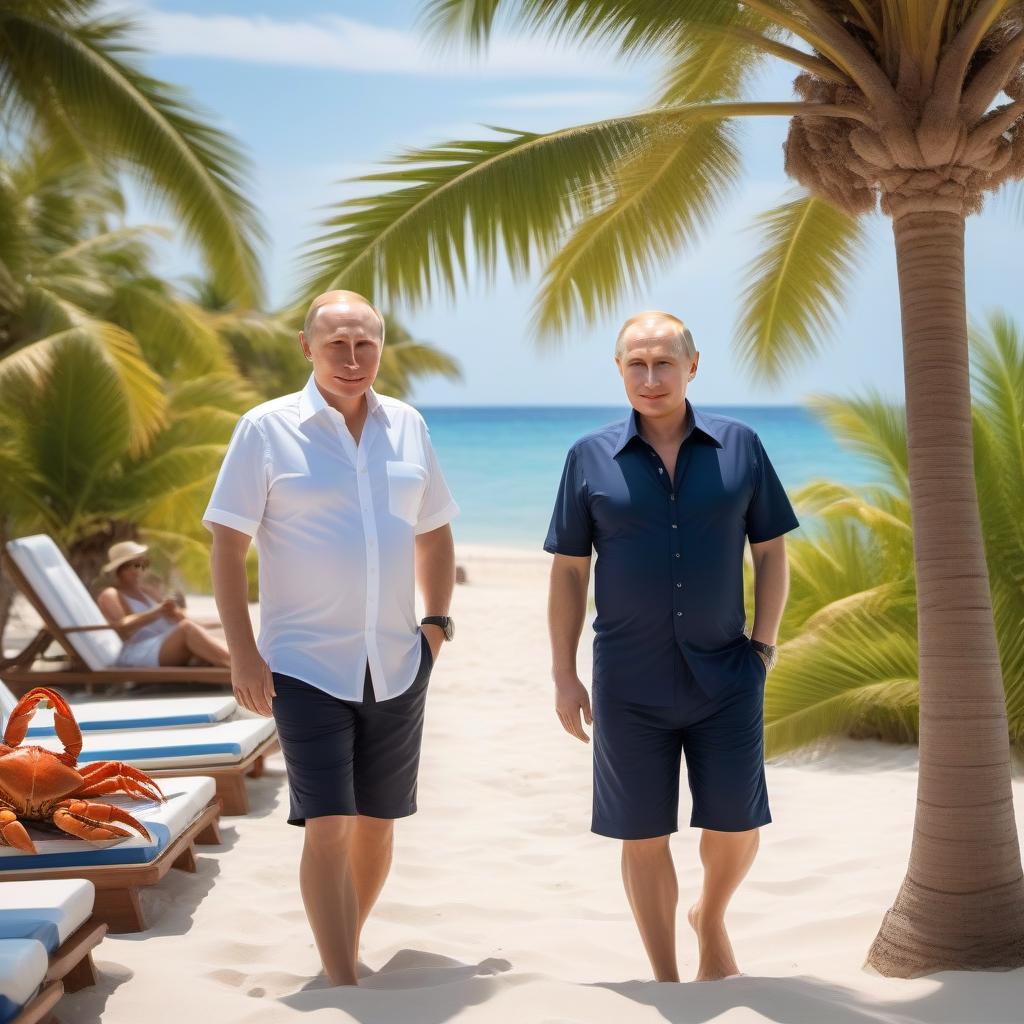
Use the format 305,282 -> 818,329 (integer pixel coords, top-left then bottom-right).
203,290 -> 458,986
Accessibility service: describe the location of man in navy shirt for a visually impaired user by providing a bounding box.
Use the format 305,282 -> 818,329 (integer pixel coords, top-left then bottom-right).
545,311 -> 799,982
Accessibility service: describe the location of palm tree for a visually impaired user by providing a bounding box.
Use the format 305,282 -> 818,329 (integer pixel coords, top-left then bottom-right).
0,0 -> 262,301
300,0 -> 1024,976
759,310 -> 1024,757
0,142 -> 255,641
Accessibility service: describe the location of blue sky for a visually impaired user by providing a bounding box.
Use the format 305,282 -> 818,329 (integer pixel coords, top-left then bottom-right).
123,0 -> 1020,406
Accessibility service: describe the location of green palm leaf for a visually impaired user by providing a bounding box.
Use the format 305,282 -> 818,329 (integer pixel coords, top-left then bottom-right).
735,191 -> 868,380
0,9 -> 263,302
534,111 -> 742,334
300,115 -> 657,306
806,391 -> 910,496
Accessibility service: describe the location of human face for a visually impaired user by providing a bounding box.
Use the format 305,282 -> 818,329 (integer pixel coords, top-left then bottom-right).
116,559 -> 149,586
299,302 -> 383,403
615,320 -> 698,420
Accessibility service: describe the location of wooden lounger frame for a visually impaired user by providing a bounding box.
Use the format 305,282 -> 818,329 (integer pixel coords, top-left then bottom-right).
148,733 -> 280,816
0,797 -> 222,933
10,979 -> 63,1024
0,549 -> 230,695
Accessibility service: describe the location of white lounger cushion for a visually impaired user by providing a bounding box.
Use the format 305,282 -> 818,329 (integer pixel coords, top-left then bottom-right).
31,716 -> 276,769
0,776 -> 215,872
6,535 -> 122,670
16,694 -> 238,737
0,939 -> 48,1023
0,879 -> 94,953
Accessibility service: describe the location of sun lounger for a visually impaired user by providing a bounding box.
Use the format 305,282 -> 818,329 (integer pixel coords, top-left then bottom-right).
26,717 -> 279,816
0,879 -> 106,994
0,939 -> 58,1024
1,535 -> 230,692
0,777 -> 221,933
0,685 -> 238,736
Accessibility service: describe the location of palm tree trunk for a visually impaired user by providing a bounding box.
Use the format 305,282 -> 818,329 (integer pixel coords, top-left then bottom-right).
866,210 -> 1024,976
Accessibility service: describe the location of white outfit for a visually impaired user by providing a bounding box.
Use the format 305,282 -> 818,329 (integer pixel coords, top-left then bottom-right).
115,592 -> 176,667
202,375 -> 459,701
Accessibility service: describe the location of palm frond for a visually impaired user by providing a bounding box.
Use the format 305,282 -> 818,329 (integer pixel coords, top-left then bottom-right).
375,339 -> 463,399
735,190 -> 868,381
0,11 -> 264,302
0,314 -> 165,453
299,115 -> 658,307
805,391 -> 910,496
534,119 -> 742,336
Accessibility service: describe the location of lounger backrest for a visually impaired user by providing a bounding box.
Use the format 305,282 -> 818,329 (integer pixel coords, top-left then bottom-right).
5,535 -> 122,670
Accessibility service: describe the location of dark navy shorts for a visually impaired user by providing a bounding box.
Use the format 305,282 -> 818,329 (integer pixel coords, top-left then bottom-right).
271,632 -> 434,826
592,645 -> 771,840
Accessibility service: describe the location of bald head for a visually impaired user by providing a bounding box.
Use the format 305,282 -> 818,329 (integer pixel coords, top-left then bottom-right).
303,289 -> 385,342
615,311 -> 695,360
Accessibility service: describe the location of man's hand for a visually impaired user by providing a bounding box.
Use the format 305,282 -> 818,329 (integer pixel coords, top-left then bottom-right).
231,648 -> 276,717
555,673 -> 592,743
421,624 -> 445,664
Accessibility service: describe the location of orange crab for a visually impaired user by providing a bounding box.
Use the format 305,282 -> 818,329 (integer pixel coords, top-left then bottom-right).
0,687 -> 165,853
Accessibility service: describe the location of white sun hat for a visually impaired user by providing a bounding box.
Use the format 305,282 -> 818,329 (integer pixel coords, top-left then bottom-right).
101,540 -> 150,574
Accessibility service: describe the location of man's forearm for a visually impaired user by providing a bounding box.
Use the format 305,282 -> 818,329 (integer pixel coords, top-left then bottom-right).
210,538 -> 259,659
750,548 -> 789,644
549,563 -> 589,678
415,525 -> 455,616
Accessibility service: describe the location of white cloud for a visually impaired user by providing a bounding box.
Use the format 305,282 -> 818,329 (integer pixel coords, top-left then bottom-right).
131,9 -> 629,79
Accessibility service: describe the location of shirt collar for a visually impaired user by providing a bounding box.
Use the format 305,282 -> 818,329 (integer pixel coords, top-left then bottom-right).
298,373 -> 390,426
613,398 -> 723,456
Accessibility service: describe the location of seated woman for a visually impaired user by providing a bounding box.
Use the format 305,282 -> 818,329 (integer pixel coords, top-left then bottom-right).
96,541 -> 231,668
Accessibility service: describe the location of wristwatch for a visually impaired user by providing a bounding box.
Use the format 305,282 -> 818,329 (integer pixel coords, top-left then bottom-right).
421,616 -> 455,641
750,638 -> 777,672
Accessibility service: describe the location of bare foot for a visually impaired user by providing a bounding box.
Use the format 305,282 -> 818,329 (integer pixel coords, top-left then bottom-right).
687,901 -> 741,981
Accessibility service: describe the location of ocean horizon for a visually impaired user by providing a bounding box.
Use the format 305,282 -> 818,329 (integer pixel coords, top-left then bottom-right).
420,405 -> 880,548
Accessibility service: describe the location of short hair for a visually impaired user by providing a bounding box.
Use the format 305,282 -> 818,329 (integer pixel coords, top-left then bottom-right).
302,289 -> 386,342
615,310 -> 695,360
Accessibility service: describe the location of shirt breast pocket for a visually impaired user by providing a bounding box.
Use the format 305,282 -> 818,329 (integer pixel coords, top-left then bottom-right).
386,460 -> 428,525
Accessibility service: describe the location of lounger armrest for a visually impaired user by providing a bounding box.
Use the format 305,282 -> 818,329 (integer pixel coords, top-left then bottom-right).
61,624 -> 119,634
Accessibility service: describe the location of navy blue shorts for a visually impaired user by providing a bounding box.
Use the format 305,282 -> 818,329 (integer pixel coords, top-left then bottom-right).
271,632 -> 434,826
592,648 -> 771,840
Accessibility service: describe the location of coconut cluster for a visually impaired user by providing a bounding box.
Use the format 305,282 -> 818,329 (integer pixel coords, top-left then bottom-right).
782,17 -> 1024,219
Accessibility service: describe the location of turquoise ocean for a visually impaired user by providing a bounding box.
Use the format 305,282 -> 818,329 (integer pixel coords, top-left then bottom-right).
420,406 -> 879,548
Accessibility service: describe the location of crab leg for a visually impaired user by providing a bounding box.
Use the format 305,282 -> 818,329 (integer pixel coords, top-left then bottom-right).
52,800 -> 153,843
76,762 -> 165,802
2,687 -> 82,765
0,809 -> 35,853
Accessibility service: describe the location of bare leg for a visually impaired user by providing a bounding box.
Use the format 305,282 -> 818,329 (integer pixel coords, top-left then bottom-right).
158,620 -> 231,668
349,815 -> 394,949
622,836 -> 680,982
687,828 -> 759,981
300,816 -> 359,986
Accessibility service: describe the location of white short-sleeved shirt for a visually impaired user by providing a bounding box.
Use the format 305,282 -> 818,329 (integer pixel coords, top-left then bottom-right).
202,374 -> 459,701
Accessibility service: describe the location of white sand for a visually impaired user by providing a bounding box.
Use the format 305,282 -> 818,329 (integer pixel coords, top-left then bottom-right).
46,545 -> 1024,1023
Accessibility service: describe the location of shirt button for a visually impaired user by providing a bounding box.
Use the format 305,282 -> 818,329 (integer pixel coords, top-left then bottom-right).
670,495 -> 675,502
676,582 -> 682,588
676,611 -> 683,617
657,467 -> 664,474
675,553 -> 681,559
671,524 -> 678,529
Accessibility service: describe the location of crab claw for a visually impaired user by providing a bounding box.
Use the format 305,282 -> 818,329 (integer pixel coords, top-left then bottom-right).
52,800 -> 153,843
3,687 -> 82,764
0,809 -> 35,854
77,761 -> 165,803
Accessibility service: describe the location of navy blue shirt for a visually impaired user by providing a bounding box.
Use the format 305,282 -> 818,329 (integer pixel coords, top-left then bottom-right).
544,401 -> 799,705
